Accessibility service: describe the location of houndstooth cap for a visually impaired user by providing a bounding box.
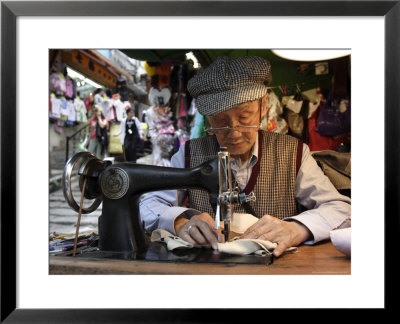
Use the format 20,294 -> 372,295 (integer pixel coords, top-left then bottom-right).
187,56 -> 271,116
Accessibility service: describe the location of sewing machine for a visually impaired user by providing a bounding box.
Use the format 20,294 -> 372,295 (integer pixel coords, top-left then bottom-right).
62,151 -> 272,265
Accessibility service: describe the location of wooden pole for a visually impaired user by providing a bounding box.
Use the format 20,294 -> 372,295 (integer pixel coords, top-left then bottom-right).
73,176 -> 87,256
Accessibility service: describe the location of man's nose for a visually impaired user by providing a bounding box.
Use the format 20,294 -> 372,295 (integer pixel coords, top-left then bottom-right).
227,129 -> 242,138
226,125 -> 242,138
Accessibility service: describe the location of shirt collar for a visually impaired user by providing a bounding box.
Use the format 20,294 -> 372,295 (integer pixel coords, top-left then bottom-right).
250,134 -> 259,166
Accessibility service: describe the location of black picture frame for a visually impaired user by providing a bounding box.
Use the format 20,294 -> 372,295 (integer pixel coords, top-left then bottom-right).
1,0 -> 397,321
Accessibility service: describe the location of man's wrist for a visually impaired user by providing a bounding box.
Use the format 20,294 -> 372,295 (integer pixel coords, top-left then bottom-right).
174,215 -> 189,235
286,219 -> 313,242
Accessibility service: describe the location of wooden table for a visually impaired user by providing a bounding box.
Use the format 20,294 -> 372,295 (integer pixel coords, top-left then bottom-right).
49,241 -> 350,275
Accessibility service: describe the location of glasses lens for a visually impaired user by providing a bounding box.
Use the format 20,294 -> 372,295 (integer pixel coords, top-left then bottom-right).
205,126 -> 259,134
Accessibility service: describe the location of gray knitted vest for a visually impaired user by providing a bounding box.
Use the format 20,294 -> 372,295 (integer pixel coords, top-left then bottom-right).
184,130 -> 303,219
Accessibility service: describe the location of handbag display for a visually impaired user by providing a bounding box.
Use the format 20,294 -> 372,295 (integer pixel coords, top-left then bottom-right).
108,123 -> 123,154
315,90 -> 351,136
283,93 -> 309,142
316,56 -> 351,137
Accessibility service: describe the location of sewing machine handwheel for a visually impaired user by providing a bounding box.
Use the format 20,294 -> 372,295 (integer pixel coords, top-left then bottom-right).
63,152 -> 102,214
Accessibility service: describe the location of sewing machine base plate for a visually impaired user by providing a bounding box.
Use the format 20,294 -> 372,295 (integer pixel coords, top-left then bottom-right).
70,242 -> 273,266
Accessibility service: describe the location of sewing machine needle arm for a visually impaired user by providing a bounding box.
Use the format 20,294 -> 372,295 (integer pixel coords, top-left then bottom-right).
215,203 -> 220,230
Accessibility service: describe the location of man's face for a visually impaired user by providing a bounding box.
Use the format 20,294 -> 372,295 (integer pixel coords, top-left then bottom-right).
207,95 -> 267,161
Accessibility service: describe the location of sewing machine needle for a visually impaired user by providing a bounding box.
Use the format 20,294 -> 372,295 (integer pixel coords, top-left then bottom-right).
215,203 -> 220,230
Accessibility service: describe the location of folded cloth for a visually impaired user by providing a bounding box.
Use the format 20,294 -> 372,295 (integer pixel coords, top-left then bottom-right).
151,212 -> 298,256
151,229 -> 194,250
231,213 -> 258,234
217,238 -> 276,256
330,227 -> 351,257
311,150 -> 351,191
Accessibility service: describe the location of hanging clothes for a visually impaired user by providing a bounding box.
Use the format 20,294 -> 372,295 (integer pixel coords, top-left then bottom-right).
74,97 -> 87,123
109,97 -> 125,122
66,100 -> 76,122
156,64 -> 172,88
65,78 -> 75,98
49,73 -> 66,95
59,98 -> 69,121
283,95 -> 309,143
308,105 -> 348,151
84,96 -> 92,112
148,87 -> 171,107
100,96 -> 113,119
49,96 -> 61,119
260,91 -> 288,134
146,106 -> 175,167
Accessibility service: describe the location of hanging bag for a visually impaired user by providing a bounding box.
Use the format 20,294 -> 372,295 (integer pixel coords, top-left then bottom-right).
316,57 -> 351,137
108,123 -> 123,154
315,91 -> 350,136
283,91 -> 309,142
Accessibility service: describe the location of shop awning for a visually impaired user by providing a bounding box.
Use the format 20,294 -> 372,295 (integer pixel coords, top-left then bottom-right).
119,49 -> 286,67
119,49 -> 350,91
60,49 -> 134,88
119,49 -> 190,65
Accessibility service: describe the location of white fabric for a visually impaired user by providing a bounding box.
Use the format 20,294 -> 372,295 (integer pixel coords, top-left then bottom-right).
151,213 -> 297,256
111,98 -> 126,121
50,97 -> 61,119
217,239 -> 276,256
74,97 -> 87,123
286,98 -> 303,114
230,213 -> 259,234
94,93 -> 103,105
261,91 -> 288,134
150,229 -> 296,256
148,87 -> 171,106
59,99 -> 68,118
302,88 -> 320,103
66,100 -> 76,122
281,95 -> 294,107
151,229 -> 194,250
282,89 -> 321,118
330,227 -> 351,257
100,98 -> 113,119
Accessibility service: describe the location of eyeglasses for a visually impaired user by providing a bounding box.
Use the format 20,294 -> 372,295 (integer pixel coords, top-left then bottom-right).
203,99 -> 262,134
204,125 -> 260,134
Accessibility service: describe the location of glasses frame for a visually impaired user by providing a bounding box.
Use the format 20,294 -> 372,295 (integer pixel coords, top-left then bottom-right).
203,98 -> 263,134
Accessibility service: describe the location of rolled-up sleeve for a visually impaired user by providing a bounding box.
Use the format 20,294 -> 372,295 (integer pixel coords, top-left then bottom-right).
285,144 -> 351,244
139,144 -> 201,235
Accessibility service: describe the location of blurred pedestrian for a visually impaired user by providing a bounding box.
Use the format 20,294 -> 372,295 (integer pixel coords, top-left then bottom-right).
88,105 -> 109,159
93,88 -> 105,105
115,107 -> 144,162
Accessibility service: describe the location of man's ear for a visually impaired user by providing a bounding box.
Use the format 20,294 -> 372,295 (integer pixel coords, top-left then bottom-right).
261,93 -> 269,117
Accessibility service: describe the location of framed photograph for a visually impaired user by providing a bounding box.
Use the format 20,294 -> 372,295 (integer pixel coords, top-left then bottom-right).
1,0 -> 397,321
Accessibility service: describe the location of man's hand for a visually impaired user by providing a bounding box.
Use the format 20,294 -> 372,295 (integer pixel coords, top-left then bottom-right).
175,213 -> 223,250
239,215 -> 311,257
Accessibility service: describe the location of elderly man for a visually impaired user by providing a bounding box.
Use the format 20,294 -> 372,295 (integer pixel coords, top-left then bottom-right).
139,56 -> 351,257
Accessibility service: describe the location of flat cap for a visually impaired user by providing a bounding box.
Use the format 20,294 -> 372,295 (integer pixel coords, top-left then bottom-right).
187,56 -> 271,116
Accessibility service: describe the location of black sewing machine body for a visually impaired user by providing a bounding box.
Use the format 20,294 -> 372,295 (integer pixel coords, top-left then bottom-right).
62,152 -> 272,266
